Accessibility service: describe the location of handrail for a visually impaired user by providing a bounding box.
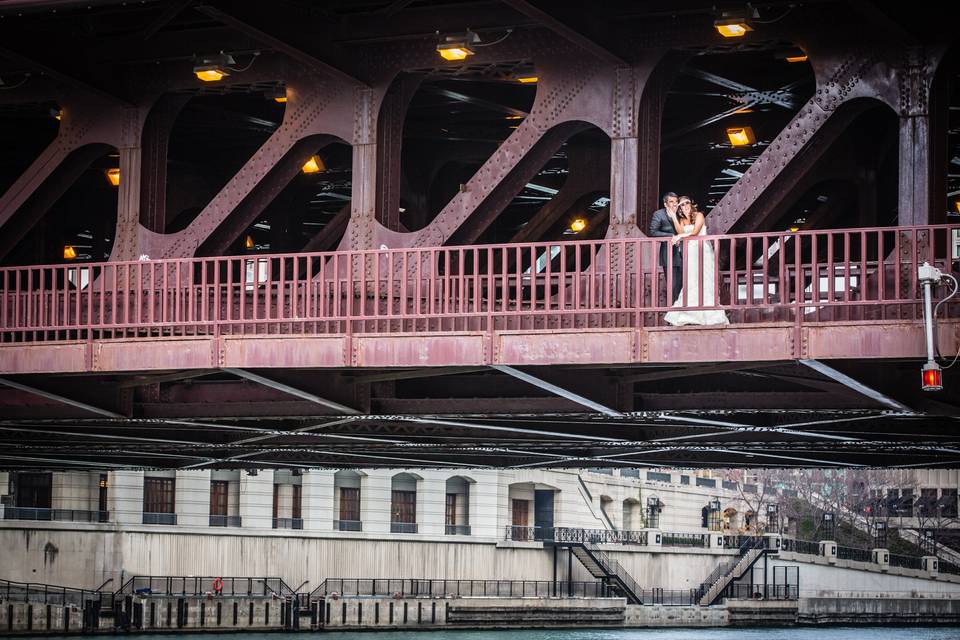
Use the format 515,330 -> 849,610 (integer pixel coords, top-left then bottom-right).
115,576 -> 293,597
0,578 -> 107,607
0,223 -> 955,344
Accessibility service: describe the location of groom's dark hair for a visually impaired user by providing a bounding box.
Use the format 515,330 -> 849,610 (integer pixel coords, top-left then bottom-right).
662,191 -> 678,203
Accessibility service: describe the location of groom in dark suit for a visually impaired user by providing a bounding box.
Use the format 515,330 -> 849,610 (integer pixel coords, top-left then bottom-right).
648,192 -> 683,303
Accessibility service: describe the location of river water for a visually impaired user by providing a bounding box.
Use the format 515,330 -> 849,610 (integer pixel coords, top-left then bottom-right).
44,630 -> 960,640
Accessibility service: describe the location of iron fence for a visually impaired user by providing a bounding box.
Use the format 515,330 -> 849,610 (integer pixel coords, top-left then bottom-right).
208,515 -> 241,527
2,507 -> 108,523
445,524 -> 470,535
553,527 -> 648,545
273,517 -> 303,530
0,579 -> 108,608
836,545 -> 872,563
311,579 -> 607,599
661,532 -> 707,548
117,576 -> 292,597
940,561 -> 960,576
722,584 -> 799,600
142,512 -> 176,525
0,224 -> 955,343
889,554 -> 924,570
780,538 -> 821,556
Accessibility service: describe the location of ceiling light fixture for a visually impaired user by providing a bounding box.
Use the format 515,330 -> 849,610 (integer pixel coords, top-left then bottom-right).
516,76 -> 538,84
105,168 -> 120,186
302,155 -> 326,174
244,235 -> 255,250
63,245 -> 77,260
726,126 -> 756,146
569,218 -> 587,233
437,29 -> 480,61
714,9 -> 756,38
193,52 -> 236,82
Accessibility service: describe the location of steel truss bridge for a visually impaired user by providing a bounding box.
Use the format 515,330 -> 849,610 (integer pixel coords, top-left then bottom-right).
1,225 -> 959,470
0,1 -> 957,470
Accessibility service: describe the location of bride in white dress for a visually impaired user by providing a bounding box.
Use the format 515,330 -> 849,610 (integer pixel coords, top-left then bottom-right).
664,198 -> 729,327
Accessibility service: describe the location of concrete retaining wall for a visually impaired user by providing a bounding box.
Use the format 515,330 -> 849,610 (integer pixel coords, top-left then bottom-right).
0,602 -> 84,634
624,604 -> 728,627
321,597 -> 446,629
0,528 -> 731,592
798,597 -> 960,624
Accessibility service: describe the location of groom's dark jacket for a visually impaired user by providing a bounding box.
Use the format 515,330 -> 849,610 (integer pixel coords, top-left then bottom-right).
648,208 -> 682,270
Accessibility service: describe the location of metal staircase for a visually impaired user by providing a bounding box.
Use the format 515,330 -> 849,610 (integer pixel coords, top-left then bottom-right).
555,530 -> 644,605
696,537 -> 767,605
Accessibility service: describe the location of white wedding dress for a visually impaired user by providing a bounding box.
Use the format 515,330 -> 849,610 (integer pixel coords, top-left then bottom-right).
664,223 -> 729,326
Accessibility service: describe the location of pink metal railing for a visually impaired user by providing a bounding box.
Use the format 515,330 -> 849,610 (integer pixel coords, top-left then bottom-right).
0,224 -> 957,343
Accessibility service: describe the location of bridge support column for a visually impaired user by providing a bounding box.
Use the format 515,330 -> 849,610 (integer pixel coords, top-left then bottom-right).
872,548 -> 890,572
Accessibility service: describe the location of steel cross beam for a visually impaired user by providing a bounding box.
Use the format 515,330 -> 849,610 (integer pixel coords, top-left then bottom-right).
799,360 -> 913,412
0,45 -> 132,106
500,0 -> 625,66
491,366 -> 623,417
0,377 -> 125,418
194,5 -> 367,88
222,369 -> 361,414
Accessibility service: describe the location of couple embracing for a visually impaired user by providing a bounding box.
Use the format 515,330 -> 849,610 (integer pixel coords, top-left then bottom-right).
649,192 -> 729,327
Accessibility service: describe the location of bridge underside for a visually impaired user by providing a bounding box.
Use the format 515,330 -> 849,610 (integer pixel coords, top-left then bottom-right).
2,356 -> 958,470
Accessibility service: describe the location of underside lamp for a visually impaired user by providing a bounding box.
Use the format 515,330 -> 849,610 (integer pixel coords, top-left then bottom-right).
193,53 -> 235,82
569,218 -> 587,233
515,76 -> 538,84
105,168 -> 120,186
726,126 -> 756,146
302,155 -> 326,174
714,9 -> 755,38
244,235 -> 255,250
437,30 -> 480,61
63,245 -> 77,260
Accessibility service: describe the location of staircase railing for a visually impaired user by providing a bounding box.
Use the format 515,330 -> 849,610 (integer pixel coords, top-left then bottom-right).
579,541 -> 644,605
696,536 -> 766,605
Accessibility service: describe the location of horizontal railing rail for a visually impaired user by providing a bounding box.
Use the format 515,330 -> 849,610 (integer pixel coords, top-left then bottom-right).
0,579 -> 107,608
310,579 -> 607,599
940,561 -> 960,575
722,583 -> 799,600
780,538 -> 821,556
334,520 -> 363,532
661,532 -> 707,548
554,527 -> 648,545
0,224 -> 956,344
889,553 -> 924,570
445,524 -> 471,535
1,507 -> 108,523
208,515 -> 242,527
116,576 -> 292,597
390,522 -> 417,534
273,517 -> 303,530
142,512 -> 176,525
836,545 -> 873,563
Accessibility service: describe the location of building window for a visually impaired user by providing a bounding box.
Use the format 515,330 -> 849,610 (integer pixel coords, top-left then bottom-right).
15,473 -> 52,508
646,471 -> 671,483
292,485 -> 302,520
210,481 -> 229,517
445,494 -> 457,526
391,490 -> 416,529
339,487 -> 360,522
98,474 -> 108,514
696,477 -> 717,488
144,478 -> 175,513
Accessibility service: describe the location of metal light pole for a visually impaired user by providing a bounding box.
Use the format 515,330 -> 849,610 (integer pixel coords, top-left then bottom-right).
919,262 -> 944,391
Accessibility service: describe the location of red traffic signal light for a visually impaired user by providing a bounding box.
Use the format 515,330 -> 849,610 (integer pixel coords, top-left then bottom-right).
922,362 -> 942,392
